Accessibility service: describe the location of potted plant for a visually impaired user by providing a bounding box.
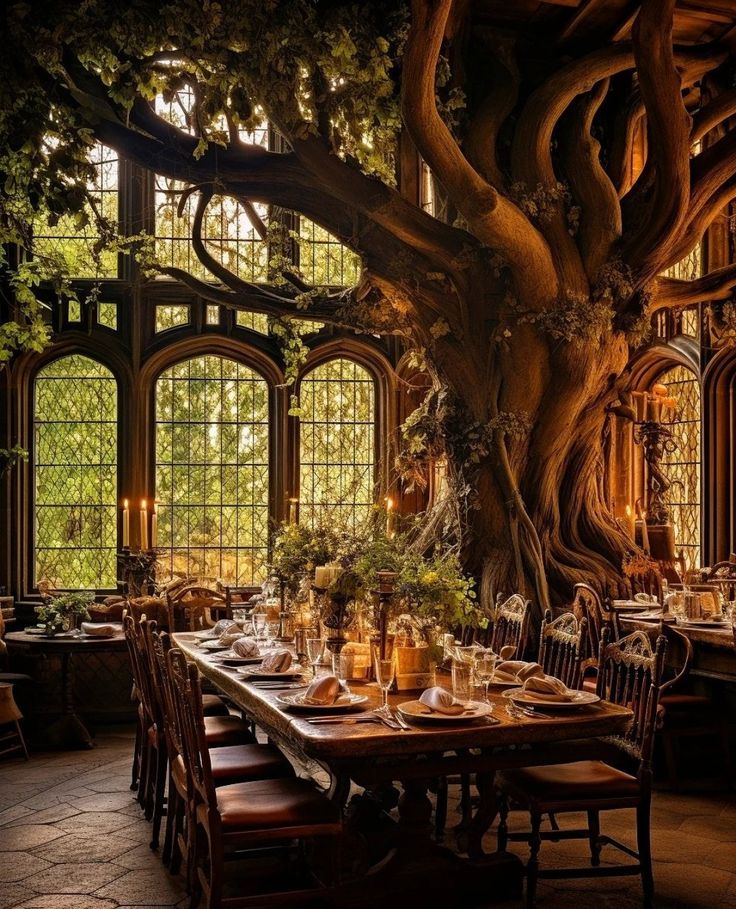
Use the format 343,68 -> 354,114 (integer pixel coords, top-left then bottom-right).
37,592 -> 93,636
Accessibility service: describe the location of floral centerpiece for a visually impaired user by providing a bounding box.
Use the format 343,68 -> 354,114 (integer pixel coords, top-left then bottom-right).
37,591 -> 93,636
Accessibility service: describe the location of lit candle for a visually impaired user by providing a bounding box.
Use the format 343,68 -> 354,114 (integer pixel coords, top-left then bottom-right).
625,504 -> 635,538
314,566 -> 329,588
640,510 -> 651,555
288,498 -> 298,525
151,502 -> 158,549
140,499 -> 149,551
386,497 -> 396,538
122,499 -> 130,548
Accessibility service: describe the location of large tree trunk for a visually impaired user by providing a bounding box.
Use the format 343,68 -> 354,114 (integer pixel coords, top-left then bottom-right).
435,304 -> 633,626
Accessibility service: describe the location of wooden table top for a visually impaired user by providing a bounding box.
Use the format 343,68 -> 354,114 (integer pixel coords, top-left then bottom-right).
618,615 -> 735,650
6,627 -> 126,652
173,633 -> 633,763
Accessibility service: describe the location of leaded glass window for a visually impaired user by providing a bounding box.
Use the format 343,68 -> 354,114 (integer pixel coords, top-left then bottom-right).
33,143 -> 119,278
297,219 -> 360,286
155,304 -> 190,332
34,355 -> 118,588
236,311 -> 270,334
659,365 -> 701,569
155,356 -> 270,585
298,358 -> 375,530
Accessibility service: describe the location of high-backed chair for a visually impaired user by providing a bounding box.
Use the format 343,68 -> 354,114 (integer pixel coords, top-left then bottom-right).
150,629 -> 293,882
168,647 -> 342,908
537,610 -> 586,690
490,594 -> 530,658
571,582 -> 616,689
496,629 -> 666,908
167,585 -> 228,632
138,619 -> 259,851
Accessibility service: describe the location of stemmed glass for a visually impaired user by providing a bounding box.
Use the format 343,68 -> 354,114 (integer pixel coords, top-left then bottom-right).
372,646 -> 396,710
332,650 -> 352,696
266,620 -> 280,648
306,637 -> 325,680
473,650 -> 498,704
252,611 -> 267,642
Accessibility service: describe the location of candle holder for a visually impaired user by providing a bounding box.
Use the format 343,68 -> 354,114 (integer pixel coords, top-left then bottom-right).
633,420 -> 678,526
117,548 -> 160,599
275,576 -> 295,641
313,583 -> 356,657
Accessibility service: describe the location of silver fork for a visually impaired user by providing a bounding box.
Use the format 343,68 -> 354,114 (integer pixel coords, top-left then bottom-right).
389,707 -> 411,730
372,706 -> 402,730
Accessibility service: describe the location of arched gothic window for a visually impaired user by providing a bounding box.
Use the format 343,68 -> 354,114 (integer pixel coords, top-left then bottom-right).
298,358 -> 376,529
658,365 -> 702,569
34,355 -> 118,588
154,355 -> 270,585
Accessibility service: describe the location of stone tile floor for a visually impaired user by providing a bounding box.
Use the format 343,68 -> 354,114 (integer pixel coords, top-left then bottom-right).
0,726 -> 733,908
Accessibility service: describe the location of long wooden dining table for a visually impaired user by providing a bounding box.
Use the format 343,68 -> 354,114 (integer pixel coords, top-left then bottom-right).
174,632 -> 633,907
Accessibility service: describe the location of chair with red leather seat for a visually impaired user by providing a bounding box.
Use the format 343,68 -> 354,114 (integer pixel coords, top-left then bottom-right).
168,646 -> 342,909
495,628 -> 666,908
151,629 -> 293,880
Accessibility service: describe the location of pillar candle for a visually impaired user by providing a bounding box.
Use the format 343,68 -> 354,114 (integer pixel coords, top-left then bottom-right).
288,498 -> 298,525
386,497 -> 396,538
140,499 -> 149,551
314,566 -> 329,588
151,502 -> 158,550
122,499 -> 130,548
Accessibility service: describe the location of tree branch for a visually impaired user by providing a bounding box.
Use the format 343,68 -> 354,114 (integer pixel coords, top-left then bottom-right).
559,80 -> 622,279
692,87 -> 736,144
620,0 -> 691,282
663,177 -> 736,272
402,0 -> 557,306
463,32 -> 519,189
653,262 -> 736,311
606,91 -> 645,198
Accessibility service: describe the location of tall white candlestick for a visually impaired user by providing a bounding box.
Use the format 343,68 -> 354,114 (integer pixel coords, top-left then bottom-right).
288,498 -> 298,525
122,499 -> 130,548
386,497 -> 396,538
151,502 -> 158,550
140,499 -> 149,551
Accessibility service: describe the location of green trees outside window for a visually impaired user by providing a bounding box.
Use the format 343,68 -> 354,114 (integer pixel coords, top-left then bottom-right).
155,355 -> 270,585
34,355 -> 118,588
299,358 -> 375,531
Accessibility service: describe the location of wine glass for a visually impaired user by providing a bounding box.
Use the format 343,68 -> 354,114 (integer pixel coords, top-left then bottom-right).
266,620 -> 280,648
306,637 -> 324,680
372,646 -> 395,710
252,611 -> 267,642
473,650 -> 498,704
332,650 -> 352,696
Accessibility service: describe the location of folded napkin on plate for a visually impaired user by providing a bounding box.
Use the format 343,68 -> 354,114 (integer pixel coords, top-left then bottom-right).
260,649 -> 292,672
499,645 -> 517,661
80,622 -> 116,637
302,674 -> 340,705
219,630 -> 245,646
418,686 -> 465,715
522,674 -> 576,701
212,619 -> 238,637
231,636 -> 260,658
493,660 -> 544,684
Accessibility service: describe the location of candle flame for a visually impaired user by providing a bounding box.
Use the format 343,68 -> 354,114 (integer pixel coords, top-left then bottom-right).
153,502 -> 158,514
123,498 -> 128,509
625,505 -> 632,517
141,499 -> 147,510
385,497 -> 393,511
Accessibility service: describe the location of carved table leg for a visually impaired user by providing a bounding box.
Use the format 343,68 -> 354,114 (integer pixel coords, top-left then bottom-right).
45,652 -> 95,749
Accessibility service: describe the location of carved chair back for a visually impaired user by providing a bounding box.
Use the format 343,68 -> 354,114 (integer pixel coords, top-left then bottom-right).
166,585 -> 227,631
571,582 -> 616,673
490,594 -> 530,658
537,610 -> 587,690
167,647 -> 217,814
595,628 -> 666,771
124,614 -> 155,726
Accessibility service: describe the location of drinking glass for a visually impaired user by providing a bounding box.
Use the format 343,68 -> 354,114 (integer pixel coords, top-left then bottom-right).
252,610 -> 268,641
306,637 -> 324,680
332,651 -> 353,695
266,620 -> 280,648
451,658 -> 472,703
372,646 -> 395,709
473,650 -> 497,704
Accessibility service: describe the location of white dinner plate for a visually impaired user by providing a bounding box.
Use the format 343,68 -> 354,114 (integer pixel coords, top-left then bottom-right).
397,700 -> 494,723
503,688 -> 600,709
485,677 -> 523,688
239,666 -> 304,681
275,693 -> 368,712
198,639 -> 231,651
210,651 -> 263,665
193,630 -> 219,641
678,618 -> 730,628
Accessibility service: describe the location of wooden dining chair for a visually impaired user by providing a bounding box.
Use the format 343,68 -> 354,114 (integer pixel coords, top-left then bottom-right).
570,582 -> 616,690
496,628 -> 666,908
490,594 -> 530,658
537,610 -> 587,690
151,631 -> 294,884
653,624 -> 732,790
167,585 -> 228,632
168,647 -> 342,909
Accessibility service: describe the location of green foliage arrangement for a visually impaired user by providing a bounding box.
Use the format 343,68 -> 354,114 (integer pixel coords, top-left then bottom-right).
37,591 -> 93,635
